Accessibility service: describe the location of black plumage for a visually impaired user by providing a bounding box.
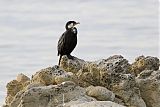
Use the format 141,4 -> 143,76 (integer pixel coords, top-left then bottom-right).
57,21 -> 80,65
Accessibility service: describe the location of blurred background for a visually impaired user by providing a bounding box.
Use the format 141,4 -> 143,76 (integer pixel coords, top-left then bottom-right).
0,0 -> 159,105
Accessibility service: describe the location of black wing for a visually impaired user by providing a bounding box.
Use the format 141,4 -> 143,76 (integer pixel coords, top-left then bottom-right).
57,32 -> 66,56
57,29 -> 77,56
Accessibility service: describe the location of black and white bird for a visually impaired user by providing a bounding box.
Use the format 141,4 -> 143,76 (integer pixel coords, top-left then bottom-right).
57,21 -> 80,65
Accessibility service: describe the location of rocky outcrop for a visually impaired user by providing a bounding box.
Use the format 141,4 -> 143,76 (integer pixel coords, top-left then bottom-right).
131,56 -> 159,75
3,55 -> 159,107
9,81 -> 96,107
60,55 -> 146,107
136,70 -> 160,107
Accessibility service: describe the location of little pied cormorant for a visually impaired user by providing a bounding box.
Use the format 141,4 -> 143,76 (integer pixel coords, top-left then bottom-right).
57,21 -> 80,65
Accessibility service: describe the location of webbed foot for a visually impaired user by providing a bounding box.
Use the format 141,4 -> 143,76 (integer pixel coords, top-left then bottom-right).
67,55 -> 74,60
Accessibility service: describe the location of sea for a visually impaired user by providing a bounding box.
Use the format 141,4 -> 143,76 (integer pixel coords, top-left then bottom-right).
0,0 -> 159,105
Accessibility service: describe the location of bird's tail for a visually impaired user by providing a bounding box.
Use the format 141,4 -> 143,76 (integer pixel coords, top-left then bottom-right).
58,55 -> 62,66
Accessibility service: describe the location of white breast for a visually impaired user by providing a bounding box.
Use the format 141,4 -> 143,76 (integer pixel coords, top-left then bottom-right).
72,28 -> 77,34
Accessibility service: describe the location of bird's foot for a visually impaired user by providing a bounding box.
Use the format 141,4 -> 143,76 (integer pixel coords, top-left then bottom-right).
67,55 -> 74,60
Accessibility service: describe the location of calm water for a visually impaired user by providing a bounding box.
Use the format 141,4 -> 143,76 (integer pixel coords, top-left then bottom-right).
0,0 -> 159,105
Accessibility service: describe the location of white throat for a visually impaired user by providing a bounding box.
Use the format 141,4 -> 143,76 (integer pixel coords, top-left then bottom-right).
68,23 -> 74,29
72,28 -> 77,34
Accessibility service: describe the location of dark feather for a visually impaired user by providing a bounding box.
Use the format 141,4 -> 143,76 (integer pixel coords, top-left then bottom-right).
57,28 -> 77,65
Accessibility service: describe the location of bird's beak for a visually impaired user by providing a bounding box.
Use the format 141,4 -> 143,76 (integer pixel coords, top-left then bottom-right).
76,22 -> 80,24
73,22 -> 80,27
74,22 -> 80,26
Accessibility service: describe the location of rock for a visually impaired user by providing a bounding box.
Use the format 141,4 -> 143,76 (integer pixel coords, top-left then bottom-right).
60,55 -> 86,73
31,66 -> 58,85
5,74 -> 29,105
131,56 -> 159,75
59,86 -> 96,106
5,80 -> 23,105
61,55 -> 132,88
97,55 -> 131,89
2,105 -> 9,107
5,66 -> 78,106
9,81 -> 75,107
16,73 -> 30,83
76,64 -> 99,87
67,101 -> 126,107
96,55 -> 131,74
31,65 -> 77,85
111,74 -> 146,107
9,81 -> 95,107
63,101 -> 89,107
4,55 -> 159,107
25,82 -> 45,90
55,72 -> 77,84
86,86 -> 115,101
5,95 -> 13,106
9,90 -> 25,107
23,80 -> 31,88
6,80 -> 23,96
61,55 -> 146,107
114,97 -> 125,106
136,70 -> 160,107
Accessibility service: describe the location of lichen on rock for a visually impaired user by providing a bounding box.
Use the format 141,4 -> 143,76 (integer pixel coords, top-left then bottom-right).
131,55 -> 159,75
31,65 -> 78,85
5,80 -> 23,105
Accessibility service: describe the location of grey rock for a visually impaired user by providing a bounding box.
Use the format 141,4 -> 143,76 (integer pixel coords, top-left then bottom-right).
9,81 -> 95,107
136,70 -> 160,107
68,101 -> 126,107
86,86 -> 115,101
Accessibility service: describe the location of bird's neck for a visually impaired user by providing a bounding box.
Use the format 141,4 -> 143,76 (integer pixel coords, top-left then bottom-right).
66,27 -> 77,34
71,27 -> 77,34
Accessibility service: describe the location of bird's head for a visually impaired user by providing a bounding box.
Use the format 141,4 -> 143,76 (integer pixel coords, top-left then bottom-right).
65,21 -> 80,30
